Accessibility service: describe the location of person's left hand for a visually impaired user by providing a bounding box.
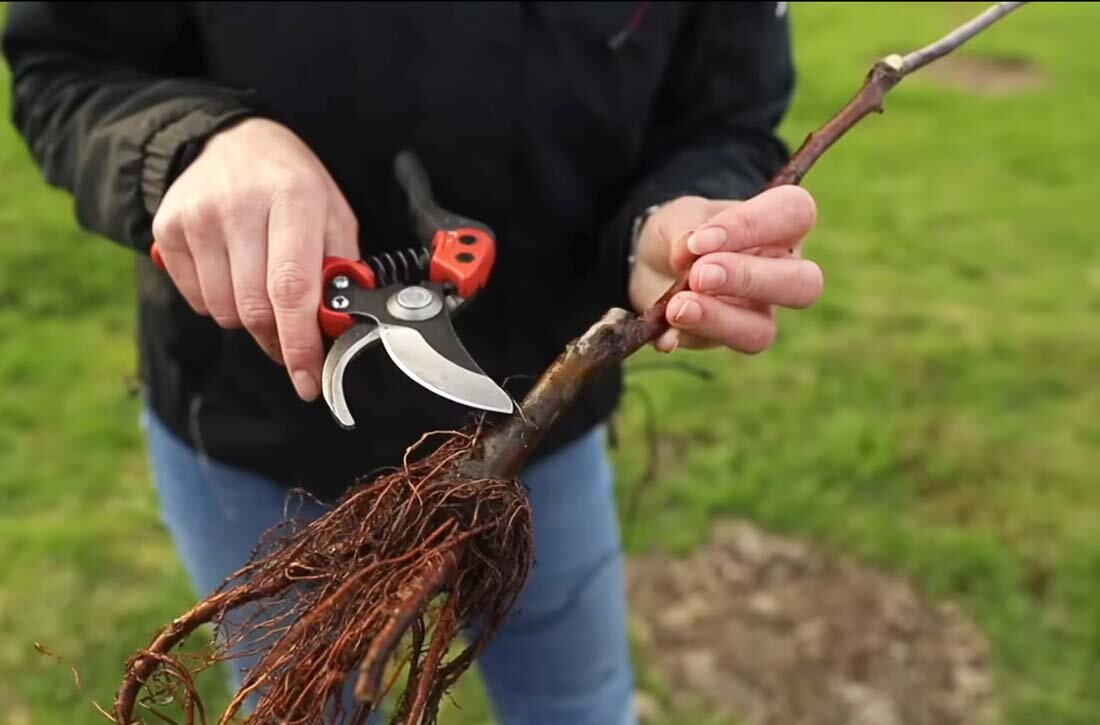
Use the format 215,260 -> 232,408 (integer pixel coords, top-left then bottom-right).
628,186 -> 823,354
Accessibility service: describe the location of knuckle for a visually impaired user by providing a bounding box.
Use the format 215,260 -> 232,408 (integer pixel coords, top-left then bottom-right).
267,262 -> 314,307
151,209 -> 183,243
272,172 -> 325,204
181,196 -> 217,230
278,338 -> 320,366
219,184 -> 267,218
730,257 -> 759,297
209,188 -> 235,216
237,294 -> 276,332
211,310 -> 242,329
734,210 -> 757,246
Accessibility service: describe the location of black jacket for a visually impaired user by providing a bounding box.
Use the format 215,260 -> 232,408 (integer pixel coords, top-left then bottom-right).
3,2 -> 794,500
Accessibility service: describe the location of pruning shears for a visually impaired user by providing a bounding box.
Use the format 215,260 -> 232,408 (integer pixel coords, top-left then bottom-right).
149,150 -> 514,429
316,151 -> 513,428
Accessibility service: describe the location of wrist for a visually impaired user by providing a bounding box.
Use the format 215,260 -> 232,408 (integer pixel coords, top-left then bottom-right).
142,102 -> 260,217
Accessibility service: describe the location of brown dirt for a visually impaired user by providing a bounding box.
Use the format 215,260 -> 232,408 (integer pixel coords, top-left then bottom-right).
626,520 -> 997,725
916,53 -> 1046,94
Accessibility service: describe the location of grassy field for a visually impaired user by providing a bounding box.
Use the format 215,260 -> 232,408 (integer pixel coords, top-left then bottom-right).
2,3 -> 1099,724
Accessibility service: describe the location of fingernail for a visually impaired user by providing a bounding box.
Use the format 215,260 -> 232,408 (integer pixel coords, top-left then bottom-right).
695,263 -> 727,292
292,370 -> 318,401
687,226 -> 726,255
670,297 -> 701,326
666,295 -> 682,321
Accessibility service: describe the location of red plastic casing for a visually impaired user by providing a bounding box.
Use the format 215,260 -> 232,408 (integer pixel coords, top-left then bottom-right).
150,243 -> 166,271
429,227 -> 495,298
318,256 -> 376,339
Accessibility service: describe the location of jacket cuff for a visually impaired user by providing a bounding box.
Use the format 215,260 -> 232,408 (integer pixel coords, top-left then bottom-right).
140,98 -> 259,219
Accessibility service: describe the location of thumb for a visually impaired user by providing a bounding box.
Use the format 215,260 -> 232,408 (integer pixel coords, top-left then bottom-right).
668,198 -> 741,273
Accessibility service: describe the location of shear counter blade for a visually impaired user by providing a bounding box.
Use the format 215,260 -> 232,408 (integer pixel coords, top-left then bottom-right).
321,322 -> 380,429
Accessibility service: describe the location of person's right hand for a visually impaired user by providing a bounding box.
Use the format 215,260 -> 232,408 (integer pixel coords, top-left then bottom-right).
151,118 -> 359,402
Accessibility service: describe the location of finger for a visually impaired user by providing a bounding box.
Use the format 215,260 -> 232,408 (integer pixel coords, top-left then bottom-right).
689,253 -> 823,309
665,291 -> 777,354
182,203 -> 239,328
224,206 -> 283,365
157,242 -> 208,316
653,327 -> 681,354
656,326 -> 759,354
672,296 -> 775,351
267,178 -> 327,401
160,248 -> 208,316
322,181 -> 360,259
659,198 -> 738,273
152,214 -> 208,315
673,185 -> 817,262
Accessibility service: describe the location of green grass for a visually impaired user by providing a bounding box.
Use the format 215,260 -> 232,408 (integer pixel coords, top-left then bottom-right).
2,3 -> 1098,724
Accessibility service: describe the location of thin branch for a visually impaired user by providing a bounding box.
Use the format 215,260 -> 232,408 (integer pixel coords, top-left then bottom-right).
901,2 -> 1026,74
769,0 -> 1026,188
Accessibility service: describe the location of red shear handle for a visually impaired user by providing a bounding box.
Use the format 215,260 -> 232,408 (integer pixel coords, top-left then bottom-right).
318,256 -> 376,339
150,242 -> 167,271
429,227 -> 495,298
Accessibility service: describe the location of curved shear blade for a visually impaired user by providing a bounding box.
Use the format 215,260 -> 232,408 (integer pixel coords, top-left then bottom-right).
378,324 -> 514,415
321,322 -> 380,429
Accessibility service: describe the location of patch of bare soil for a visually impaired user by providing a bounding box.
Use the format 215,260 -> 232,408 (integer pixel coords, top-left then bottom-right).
626,520 -> 997,725
916,54 -> 1046,94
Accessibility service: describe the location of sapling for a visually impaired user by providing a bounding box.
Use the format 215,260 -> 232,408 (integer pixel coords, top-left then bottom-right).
109,4 -> 1027,723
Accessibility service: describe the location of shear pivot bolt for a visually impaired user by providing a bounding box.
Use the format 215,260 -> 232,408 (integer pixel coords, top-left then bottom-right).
333,275 -> 350,289
396,286 -> 433,310
387,285 -> 443,321
332,295 -> 350,310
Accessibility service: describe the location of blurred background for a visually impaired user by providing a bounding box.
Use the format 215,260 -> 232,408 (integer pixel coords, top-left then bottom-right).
1,3 -> 1097,724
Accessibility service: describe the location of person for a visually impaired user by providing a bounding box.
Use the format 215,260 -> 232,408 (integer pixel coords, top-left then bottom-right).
3,3 -> 823,723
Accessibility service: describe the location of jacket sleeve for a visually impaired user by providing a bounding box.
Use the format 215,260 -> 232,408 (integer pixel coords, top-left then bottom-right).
596,1 -> 796,309
2,2 -> 261,250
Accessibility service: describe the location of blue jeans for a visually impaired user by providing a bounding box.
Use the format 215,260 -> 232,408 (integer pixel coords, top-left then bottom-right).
141,408 -> 635,725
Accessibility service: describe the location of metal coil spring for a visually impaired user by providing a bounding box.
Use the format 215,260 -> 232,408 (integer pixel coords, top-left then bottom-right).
366,246 -> 430,287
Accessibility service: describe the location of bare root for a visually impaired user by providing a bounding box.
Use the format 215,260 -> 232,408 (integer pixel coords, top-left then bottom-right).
113,427 -> 532,725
